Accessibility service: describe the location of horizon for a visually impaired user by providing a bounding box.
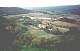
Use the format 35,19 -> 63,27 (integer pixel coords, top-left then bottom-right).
0,0 -> 80,7
21,4 -> 80,9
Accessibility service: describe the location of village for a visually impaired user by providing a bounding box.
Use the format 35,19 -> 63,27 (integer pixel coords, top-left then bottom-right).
15,13 -> 80,31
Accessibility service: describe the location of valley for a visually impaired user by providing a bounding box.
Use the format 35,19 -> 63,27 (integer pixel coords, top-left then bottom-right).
0,5 -> 80,51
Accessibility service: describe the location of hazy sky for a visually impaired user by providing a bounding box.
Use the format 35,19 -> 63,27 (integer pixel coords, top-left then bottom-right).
0,0 -> 80,7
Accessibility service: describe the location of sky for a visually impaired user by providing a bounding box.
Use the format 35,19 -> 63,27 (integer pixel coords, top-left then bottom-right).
0,0 -> 80,7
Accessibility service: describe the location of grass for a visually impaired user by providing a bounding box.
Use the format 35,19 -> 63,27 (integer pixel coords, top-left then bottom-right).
20,48 -> 54,51
20,45 -> 54,51
17,27 -> 63,51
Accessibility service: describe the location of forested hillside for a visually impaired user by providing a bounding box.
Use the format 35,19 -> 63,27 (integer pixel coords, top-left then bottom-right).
0,7 -> 32,15
31,5 -> 80,15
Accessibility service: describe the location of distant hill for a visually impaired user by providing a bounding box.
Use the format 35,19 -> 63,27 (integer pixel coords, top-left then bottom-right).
0,7 -> 32,15
31,5 -> 80,15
